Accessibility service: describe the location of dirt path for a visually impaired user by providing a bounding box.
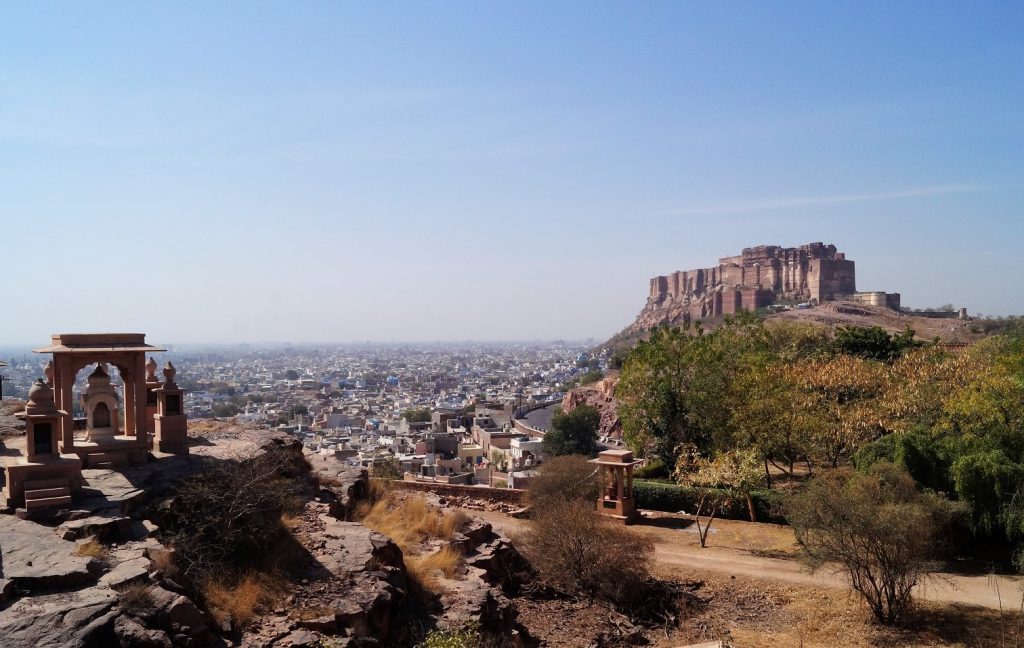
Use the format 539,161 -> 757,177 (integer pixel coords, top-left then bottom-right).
463,507 -> 1024,612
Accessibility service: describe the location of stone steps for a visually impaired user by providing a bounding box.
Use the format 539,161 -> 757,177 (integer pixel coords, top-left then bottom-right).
85,451 -> 128,468
24,478 -> 72,510
25,494 -> 73,510
23,486 -> 70,499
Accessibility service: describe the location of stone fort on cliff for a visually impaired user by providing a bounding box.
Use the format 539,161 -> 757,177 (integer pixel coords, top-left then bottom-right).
646,242 -> 900,322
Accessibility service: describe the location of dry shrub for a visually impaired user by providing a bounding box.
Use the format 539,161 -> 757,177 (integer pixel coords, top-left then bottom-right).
202,572 -> 285,630
160,446 -> 308,578
519,499 -> 653,607
361,493 -> 464,551
788,462 -> 942,625
118,582 -> 156,614
74,536 -> 108,561
528,455 -> 599,511
406,547 -> 463,592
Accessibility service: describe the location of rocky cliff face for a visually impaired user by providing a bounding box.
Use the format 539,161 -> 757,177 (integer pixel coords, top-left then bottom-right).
562,373 -> 622,442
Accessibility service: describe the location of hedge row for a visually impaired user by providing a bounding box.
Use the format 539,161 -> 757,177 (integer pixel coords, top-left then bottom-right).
632,480 -> 787,524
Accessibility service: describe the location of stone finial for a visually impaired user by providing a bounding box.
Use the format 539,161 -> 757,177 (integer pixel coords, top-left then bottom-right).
163,361 -> 177,387
26,378 -> 58,416
146,357 -> 158,382
43,360 -> 54,385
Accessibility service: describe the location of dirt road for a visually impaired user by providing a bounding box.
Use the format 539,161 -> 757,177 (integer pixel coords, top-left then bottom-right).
465,508 -> 1024,612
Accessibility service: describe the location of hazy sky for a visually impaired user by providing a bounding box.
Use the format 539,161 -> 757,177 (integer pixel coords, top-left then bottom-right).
2,2 -> 1022,344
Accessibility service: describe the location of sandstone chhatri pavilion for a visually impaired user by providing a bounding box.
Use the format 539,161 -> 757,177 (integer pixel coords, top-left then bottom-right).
1,333 -> 188,511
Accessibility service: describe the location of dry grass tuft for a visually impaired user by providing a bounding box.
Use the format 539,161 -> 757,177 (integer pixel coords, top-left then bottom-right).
147,546 -> 178,578
361,493 -> 468,595
361,493 -> 465,551
118,582 -> 156,614
74,536 -> 108,561
406,547 -> 463,593
352,478 -> 392,520
201,573 -> 285,630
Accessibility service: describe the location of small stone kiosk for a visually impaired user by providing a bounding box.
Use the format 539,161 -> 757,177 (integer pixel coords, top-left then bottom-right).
153,361 -> 188,455
32,333 -> 173,467
590,449 -> 642,524
3,379 -> 83,509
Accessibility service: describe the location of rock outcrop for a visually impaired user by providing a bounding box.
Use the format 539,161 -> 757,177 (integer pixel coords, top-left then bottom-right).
562,373 -> 622,442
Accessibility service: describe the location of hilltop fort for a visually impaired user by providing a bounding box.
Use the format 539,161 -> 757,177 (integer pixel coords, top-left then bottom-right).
631,242 -> 901,333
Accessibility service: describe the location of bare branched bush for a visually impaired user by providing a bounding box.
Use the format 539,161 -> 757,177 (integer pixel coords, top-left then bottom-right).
788,462 -> 942,625
518,499 -> 654,606
528,455 -> 599,511
159,447 -> 309,579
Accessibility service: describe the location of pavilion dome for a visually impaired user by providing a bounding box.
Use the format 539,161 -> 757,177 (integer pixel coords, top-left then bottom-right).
83,363 -> 119,400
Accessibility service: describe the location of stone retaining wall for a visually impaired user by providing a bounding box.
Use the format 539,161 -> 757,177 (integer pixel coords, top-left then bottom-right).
389,480 -> 527,504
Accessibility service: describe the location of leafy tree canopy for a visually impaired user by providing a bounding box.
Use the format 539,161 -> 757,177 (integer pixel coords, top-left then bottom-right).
543,405 -> 600,457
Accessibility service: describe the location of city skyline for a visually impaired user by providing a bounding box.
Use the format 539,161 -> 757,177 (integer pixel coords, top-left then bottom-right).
3,2 -> 1023,343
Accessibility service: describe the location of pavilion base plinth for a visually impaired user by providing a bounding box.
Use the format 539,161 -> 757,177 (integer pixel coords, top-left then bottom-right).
63,436 -> 150,468
2,454 -> 83,510
154,413 -> 189,456
598,496 -> 641,525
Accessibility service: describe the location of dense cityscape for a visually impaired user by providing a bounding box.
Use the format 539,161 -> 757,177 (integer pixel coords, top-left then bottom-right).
0,341 -> 609,489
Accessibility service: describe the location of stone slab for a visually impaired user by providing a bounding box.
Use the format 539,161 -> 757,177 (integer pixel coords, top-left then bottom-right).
98,556 -> 150,589
0,586 -> 117,648
0,515 -> 97,589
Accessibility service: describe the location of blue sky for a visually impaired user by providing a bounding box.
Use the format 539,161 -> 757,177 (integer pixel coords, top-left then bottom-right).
1,2 -> 1022,343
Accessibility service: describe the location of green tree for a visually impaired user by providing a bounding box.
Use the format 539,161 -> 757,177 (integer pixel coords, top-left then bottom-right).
833,325 -> 920,362
284,369 -> 300,380
213,403 -> 240,418
401,407 -> 433,423
543,405 -> 600,457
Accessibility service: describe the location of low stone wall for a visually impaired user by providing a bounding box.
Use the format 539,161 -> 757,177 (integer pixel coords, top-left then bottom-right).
389,479 -> 527,505
512,419 -> 545,437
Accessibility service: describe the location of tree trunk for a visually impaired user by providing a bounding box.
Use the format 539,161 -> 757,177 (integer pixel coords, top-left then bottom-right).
764,458 -> 772,489
746,492 -> 757,523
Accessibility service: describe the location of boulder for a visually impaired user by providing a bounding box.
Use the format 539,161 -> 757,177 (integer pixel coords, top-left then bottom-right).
281,629 -> 319,647
465,535 -> 531,592
437,566 -> 517,633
